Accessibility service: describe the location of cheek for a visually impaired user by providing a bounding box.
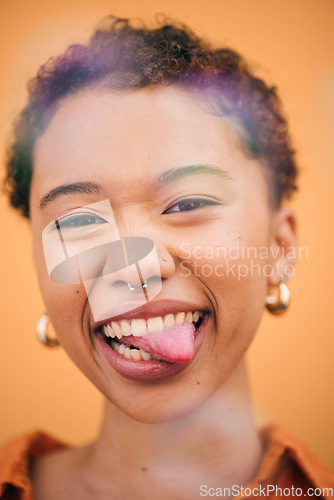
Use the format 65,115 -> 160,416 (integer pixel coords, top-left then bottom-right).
180,221 -> 271,289
38,270 -> 98,382
41,279 -> 86,346
179,221 -> 271,353
33,232 -> 87,341
185,239 -> 268,314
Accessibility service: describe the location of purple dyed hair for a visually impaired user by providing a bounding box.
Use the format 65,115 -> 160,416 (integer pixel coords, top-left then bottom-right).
4,16 -> 297,217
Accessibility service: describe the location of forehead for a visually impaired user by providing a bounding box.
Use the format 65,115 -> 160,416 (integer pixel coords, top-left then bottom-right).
30,86 -> 263,221
33,87 -> 247,178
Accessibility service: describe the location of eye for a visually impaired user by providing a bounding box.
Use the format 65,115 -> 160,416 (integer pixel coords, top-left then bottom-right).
57,213 -> 108,229
163,198 -> 219,214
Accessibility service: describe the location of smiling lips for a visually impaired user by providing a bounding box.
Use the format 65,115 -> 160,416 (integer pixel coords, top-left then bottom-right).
99,310 -> 204,364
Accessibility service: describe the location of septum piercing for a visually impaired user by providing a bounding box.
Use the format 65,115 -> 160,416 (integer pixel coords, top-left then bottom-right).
128,281 -> 148,291
127,256 -> 167,291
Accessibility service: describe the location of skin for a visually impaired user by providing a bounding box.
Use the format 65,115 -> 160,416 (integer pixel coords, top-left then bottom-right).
29,86 -> 297,499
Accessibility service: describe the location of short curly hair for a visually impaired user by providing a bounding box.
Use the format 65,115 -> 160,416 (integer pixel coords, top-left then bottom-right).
4,16 -> 297,218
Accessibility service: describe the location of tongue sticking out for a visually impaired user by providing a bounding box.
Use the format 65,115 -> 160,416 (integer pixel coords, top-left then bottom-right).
120,322 -> 196,363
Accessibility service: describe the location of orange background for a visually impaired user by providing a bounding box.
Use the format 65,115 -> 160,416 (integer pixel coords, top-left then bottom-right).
0,0 -> 333,468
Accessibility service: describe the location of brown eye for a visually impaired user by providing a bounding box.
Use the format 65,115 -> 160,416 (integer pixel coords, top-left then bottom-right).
59,214 -> 107,228
163,198 -> 219,214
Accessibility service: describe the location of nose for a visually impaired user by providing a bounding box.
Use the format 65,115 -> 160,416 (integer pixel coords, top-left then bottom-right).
101,236 -> 175,299
78,235 -> 176,322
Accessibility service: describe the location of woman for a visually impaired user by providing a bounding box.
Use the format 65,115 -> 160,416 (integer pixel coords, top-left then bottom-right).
1,16 -> 333,499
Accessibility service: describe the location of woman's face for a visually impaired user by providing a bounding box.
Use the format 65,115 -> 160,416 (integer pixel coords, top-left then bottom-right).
30,86 -> 287,422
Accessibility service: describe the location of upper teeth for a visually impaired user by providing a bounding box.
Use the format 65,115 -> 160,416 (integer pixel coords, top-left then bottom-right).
102,311 -> 202,339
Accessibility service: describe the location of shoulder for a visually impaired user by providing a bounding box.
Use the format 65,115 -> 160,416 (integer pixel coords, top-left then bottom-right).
248,425 -> 334,499
0,431 -> 68,500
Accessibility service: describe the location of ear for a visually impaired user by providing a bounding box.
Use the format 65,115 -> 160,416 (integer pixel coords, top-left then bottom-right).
268,207 -> 298,286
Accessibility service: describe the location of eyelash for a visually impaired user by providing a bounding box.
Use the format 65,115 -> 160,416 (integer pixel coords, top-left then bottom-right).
57,213 -> 107,229
162,197 -> 219,214
54,197 -> 218,228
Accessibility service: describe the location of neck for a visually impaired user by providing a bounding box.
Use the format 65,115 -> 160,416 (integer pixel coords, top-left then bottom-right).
81,361 -> 263,498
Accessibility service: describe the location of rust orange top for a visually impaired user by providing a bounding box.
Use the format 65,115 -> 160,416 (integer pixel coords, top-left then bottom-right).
0,425 -> 333,499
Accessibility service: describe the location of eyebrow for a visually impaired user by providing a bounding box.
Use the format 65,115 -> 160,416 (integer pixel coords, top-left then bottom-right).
39,182 -> 101,209
153,164 -> 232,188
39,165 -> 231,209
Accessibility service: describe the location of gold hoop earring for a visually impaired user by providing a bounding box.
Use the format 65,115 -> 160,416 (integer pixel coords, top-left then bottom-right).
265,283 -> 290,316
36,314 -> 60,347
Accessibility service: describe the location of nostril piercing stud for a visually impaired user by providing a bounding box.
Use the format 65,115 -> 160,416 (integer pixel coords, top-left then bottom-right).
127,282 -> 135,291
162,257 -> 167,262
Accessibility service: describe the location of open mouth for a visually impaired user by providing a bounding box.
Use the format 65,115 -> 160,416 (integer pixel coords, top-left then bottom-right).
96,310 -> 205,364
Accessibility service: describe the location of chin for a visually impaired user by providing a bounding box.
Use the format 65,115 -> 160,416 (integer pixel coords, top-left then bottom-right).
115,395 -> 209,424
